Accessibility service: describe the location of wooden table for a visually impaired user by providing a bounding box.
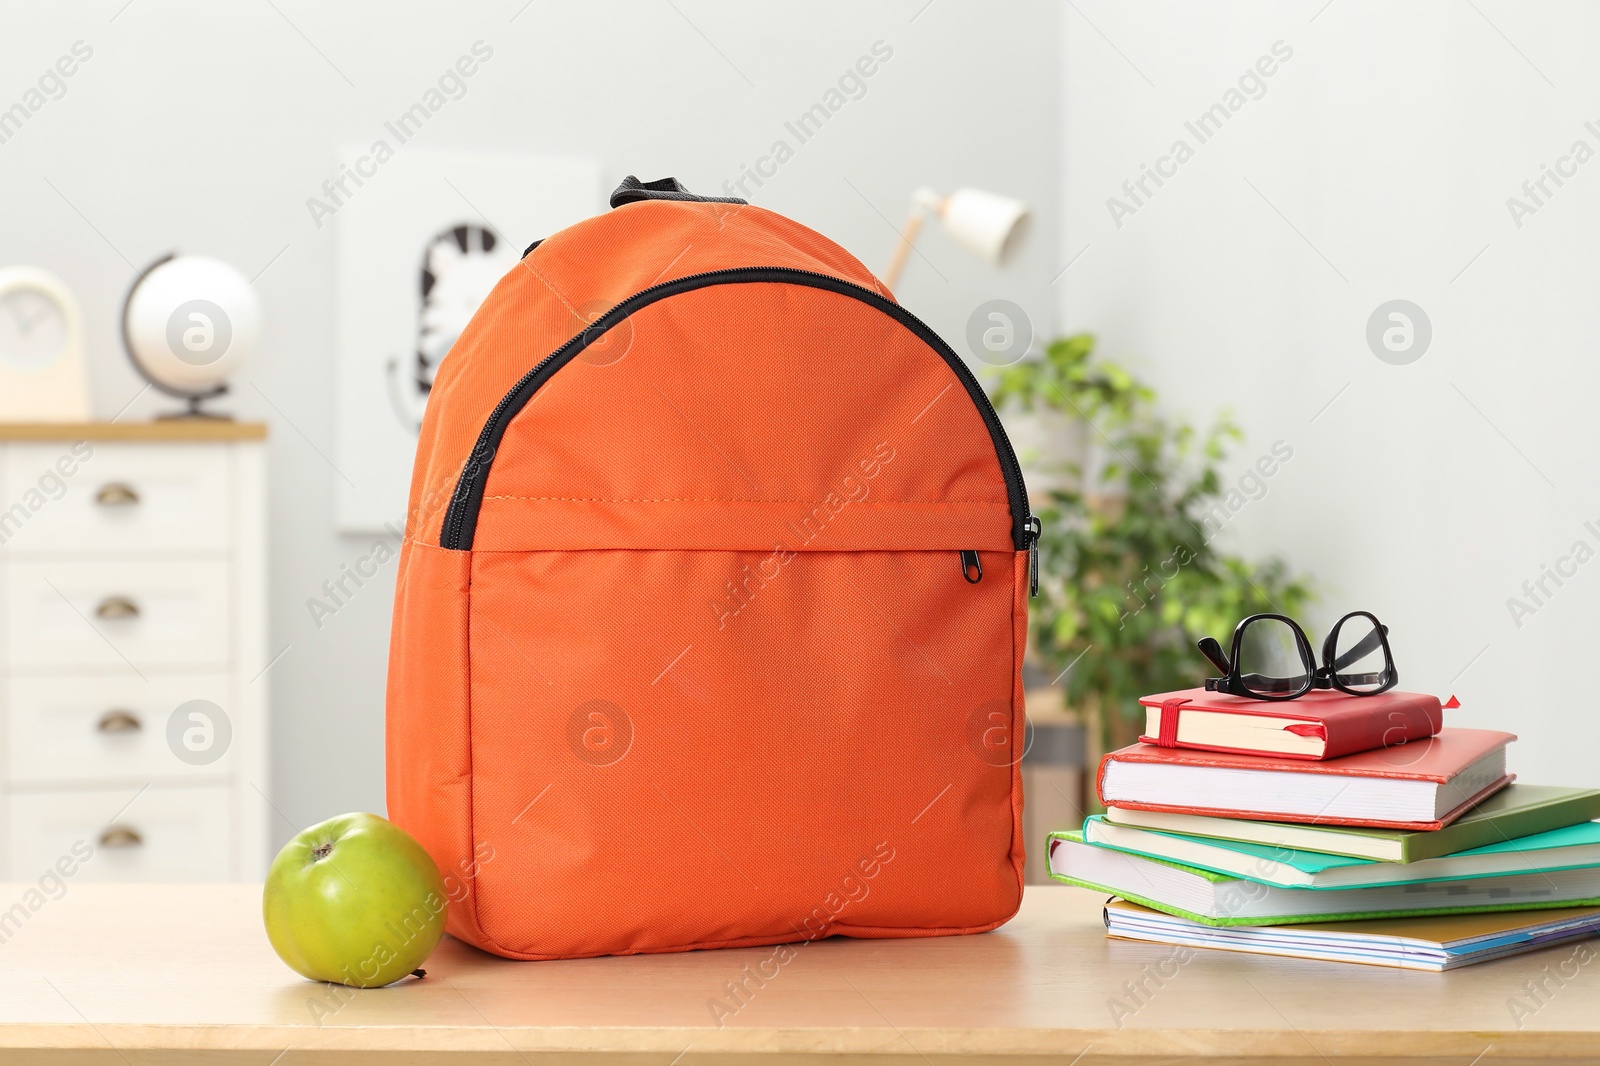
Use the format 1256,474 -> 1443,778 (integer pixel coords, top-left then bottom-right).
3,883 -> 1598,1064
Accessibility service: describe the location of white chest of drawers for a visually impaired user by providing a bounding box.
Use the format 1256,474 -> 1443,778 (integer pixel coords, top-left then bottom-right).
0,422 -> 268,882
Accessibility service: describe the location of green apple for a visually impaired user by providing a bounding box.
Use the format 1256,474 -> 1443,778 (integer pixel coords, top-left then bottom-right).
263,813 -> 447,987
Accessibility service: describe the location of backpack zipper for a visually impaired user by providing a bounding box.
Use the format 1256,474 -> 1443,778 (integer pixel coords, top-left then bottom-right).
440,267 -> 1034,558
1026,515 -> 1041,597
960,550 -> 983,584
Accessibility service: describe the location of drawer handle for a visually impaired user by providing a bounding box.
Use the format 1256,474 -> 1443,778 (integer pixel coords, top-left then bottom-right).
96,709 -> 143,733
95,482 -> 141,507
95,596 -> 141,621
99,825 -> 143,848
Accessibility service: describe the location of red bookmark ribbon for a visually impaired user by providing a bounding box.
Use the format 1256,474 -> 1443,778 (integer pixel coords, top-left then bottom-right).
1156,697 -> 1190,747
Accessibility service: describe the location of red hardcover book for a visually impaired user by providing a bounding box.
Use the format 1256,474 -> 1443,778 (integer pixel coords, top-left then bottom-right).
1096,727 -> 1516,831
1137,687 -> 1443,760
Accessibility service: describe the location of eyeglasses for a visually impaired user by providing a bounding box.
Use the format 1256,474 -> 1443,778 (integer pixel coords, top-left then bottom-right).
1196,611 -> 1397,701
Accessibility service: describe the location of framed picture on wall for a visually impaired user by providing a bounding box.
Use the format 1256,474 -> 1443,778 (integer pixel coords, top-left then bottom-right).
332,149 -> 602,533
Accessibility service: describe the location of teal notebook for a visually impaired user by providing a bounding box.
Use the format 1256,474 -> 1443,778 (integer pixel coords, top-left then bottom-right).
1046,830 -> 1600,927
1082,814 -> 1600,890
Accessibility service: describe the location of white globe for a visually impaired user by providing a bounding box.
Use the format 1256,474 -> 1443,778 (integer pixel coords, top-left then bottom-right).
124,255 -> 261,393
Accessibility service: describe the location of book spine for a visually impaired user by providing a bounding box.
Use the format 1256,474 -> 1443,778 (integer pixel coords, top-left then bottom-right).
1095,752 -> 1114,806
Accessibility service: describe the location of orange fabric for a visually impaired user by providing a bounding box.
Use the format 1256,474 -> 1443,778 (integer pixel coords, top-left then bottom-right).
387,196 -> 1029,960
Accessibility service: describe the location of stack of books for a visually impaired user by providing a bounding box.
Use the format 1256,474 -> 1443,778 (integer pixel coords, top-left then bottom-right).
1048,687 -> 1600,970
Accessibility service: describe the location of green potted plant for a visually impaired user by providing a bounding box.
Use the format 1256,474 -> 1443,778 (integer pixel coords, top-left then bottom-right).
990,334 -> 1313,764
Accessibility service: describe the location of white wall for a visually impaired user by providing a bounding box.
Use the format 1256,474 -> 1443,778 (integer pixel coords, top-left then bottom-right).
1063,1 -> 1600,784
2,1 -> 1059,854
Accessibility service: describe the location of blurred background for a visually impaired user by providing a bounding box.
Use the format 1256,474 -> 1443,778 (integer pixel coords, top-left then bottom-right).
0,0 -> 1592,880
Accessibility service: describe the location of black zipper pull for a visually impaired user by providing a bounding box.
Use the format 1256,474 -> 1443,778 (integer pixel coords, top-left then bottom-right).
1026,516 -> 1041,597
960,550 -> 983,584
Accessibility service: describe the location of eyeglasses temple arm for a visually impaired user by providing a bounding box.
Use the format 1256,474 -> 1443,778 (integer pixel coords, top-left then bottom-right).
1198,636 -> 1232,676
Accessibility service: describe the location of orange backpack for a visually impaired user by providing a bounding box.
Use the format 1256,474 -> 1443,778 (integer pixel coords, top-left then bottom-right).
387,176 -> 1038,960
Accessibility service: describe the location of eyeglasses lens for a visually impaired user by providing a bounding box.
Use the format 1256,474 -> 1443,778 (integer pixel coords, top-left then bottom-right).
1236,617 -> 1310,696
1332,614 -> 1391,693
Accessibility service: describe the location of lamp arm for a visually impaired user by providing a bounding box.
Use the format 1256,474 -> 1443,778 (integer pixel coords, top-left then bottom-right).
881,213 -> 925,293
881,187 -> 943,292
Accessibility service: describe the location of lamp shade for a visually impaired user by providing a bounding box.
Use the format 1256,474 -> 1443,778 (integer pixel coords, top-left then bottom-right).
123,254 -> 261,401
939,188 -> 1030,265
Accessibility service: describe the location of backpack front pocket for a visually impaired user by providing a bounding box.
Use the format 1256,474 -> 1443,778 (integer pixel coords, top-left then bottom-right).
464,543 -> 1027,958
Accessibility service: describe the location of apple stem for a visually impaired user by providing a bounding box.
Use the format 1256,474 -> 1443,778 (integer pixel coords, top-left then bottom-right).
411,968 -> 427,980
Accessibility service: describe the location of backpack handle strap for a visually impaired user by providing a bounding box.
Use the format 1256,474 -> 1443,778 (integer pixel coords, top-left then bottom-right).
609,175 -> 747,209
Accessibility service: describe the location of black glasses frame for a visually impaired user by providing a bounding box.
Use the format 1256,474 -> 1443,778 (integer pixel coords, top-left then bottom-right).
1196,610 -> 1398,701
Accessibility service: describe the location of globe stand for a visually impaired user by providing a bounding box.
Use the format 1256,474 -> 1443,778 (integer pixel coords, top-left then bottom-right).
155,390 -> 233,421
151,402 -> 233,422
137,370 -> 233,421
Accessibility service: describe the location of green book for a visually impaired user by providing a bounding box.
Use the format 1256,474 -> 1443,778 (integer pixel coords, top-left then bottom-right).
1082,814 -> 1600,890
1103,784 -> 1600,863
1046,830 -> 1600,927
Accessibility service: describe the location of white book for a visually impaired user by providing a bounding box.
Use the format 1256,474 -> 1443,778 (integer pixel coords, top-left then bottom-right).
1103,899 -> 1600,971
